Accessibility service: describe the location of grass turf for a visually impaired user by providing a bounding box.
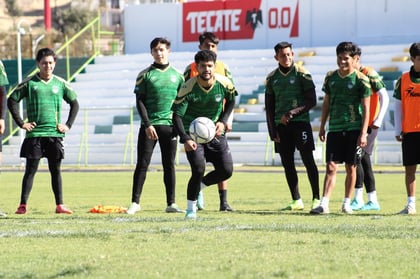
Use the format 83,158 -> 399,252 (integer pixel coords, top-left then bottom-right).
0,165 -> 418,278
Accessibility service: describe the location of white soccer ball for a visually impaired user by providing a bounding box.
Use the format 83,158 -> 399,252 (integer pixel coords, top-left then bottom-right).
189,117 -> 216,144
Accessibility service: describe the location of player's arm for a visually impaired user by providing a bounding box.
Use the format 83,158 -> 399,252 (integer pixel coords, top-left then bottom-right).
7,97 -> 24,128
318,94 -> 330,142
0,86 -> 6,120
136,95 -> 151,127
265,91 -> 278,141
66,99 -> 79,128
172,113 -> 191,143
393,78 -> 403,141
359,95 -> 370,147
56,99 -> 78,133
372,87 -> 389,128
219,98 -> 234,126
0,86 -> 6,134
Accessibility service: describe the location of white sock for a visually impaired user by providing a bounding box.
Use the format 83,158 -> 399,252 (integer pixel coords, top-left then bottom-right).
367,191 -> 378,203
320,197 -> 329,208
187,200 -> 197,212
408,196 -> 416,208
354,188 -> 364,202
343,197 -> 351,206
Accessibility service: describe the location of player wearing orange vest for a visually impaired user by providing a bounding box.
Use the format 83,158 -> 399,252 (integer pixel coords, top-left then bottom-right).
393,42 -> 420,215
184,32 -> 234,212
350,46 -> 389,211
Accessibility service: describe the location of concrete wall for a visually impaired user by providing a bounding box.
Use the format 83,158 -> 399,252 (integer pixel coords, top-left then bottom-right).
123,0 -> 420,53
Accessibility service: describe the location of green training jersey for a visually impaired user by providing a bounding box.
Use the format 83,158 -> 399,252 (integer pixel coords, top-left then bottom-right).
360,66 -> 386,92
172,73 -> 236,133
322,70 -> 371,132
9,74 -> 78,138
134,65 -> 184,126
0,60 -> 9,86
265,64 -> 315,123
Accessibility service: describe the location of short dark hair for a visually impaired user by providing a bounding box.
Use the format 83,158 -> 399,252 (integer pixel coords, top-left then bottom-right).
336,41 -> 359,57
409,42 -> 420,58
36,48 -> 57,62
150,37 -> 171,50
274,41 -> 292,53
198,32 -> 219,45
355,45 -> 362,57
194,50 -> 217,64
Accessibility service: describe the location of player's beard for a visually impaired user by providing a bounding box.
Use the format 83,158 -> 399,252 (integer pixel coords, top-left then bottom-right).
199,71 -> 212,81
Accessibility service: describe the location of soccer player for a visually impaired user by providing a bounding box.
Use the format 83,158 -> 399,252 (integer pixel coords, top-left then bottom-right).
265,41 -> 320,211
310,41 -> 371,215
393,42 -> 420,215
7,48 -> 79,215
126,37 -> 184,214
350,46 -> 389,211
0,60 -> 9,217
172,49 -> 237,219
184,31 -> 234,211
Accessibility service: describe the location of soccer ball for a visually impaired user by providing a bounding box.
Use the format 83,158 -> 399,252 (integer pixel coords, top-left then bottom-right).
189,117 -> 216,144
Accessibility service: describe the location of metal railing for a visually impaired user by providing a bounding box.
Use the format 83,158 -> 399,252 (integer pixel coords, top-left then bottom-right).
2,14 -> 116,147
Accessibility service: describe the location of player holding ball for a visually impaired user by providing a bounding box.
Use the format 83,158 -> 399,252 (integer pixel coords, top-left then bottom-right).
172,50 -> 237,219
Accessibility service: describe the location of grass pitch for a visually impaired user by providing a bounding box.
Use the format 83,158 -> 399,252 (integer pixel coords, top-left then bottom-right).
0,165 -> 419,278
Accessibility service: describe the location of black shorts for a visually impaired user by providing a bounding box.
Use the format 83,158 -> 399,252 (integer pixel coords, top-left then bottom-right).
274,121 -> 315,153
402,132 -> 420,166
188,135 -> 233,166
326,130 -> 362,165
0,135 -> 2,152
20,137 -> 65,160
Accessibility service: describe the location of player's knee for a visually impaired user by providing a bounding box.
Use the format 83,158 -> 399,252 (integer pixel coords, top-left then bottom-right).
222,164 -> 233,180
326,162 -> 337,175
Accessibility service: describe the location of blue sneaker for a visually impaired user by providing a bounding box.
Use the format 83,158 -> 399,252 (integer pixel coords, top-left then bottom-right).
197,191 -> 205,210
361,201 -> 380,211
350,199 -> 364,211
185,210 -> 197,219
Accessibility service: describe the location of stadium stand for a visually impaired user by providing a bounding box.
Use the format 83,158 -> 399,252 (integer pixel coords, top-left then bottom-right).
2,44 -> 411,166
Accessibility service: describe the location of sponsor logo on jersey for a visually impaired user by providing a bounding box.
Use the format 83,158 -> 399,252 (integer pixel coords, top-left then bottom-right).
290,76 -> 296,84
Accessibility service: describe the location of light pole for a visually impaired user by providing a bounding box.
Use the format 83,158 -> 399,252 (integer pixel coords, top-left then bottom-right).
16,19 -> 31,165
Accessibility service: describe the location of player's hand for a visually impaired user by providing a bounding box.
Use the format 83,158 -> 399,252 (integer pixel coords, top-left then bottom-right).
273,136 -> 280,143
280,114 -> 290,125
22,122 -> 37,132
225,123 -> 232,133
146,126 -> 158,140
0,119 -> 5,134
215,122 -> 225,136
318,127 -> 326,142
395,134 -> 403,142
184,140 -> 197,151
358,133 -> 368,147
57,123 -> 69,133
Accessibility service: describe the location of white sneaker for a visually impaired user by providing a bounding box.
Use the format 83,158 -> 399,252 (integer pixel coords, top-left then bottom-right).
165,203 -> 185,213
341,203 -> 353,214
398,205 -> 416,215
126,202 -> 141,214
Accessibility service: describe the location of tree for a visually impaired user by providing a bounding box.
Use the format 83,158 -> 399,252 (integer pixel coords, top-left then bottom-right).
53,7 -> 95,34
5,0 -> 23,17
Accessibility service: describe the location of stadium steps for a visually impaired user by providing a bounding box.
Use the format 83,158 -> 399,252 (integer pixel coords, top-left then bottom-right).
2,45 -> 411,166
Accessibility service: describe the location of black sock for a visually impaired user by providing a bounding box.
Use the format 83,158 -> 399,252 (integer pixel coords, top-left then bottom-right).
219,189 -> 227,204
